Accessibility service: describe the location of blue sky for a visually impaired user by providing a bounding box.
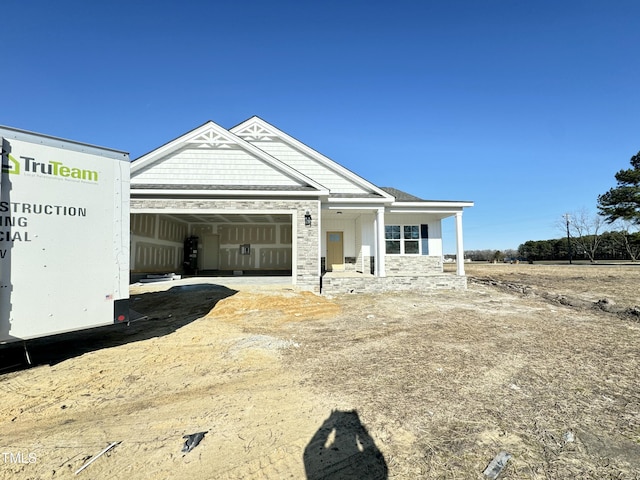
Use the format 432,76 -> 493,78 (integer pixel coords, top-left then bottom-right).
3,0 -> 639,252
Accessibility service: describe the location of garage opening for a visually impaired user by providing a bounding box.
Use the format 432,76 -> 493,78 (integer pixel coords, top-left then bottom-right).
130,212 -> 293,281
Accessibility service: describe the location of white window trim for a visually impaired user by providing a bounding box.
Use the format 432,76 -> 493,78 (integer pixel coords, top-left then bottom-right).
385,224 -> 422,255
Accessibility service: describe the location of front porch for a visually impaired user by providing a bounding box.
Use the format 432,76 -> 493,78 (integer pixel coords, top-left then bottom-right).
320,270 -> 467,294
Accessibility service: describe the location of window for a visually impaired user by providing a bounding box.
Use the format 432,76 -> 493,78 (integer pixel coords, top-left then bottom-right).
385,225 -> 401,254
385,224 -> 427,254
404,226 -> 419,254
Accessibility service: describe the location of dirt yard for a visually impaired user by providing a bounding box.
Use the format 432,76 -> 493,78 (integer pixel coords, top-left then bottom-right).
1,264 -> 639,479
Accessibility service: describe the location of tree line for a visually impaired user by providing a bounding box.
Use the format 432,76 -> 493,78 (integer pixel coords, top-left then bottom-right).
468,151 -> 640,263
517,230 -> 640,262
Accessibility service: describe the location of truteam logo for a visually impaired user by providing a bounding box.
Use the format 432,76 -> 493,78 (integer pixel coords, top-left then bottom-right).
1,154 -> 98,182
1,154 -> 20,175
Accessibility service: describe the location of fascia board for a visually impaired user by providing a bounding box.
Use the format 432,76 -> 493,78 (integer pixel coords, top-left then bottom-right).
389,208 -> 460,212
231,117 -> 395,200
388,208 -> 466,216
390,201 -> 474,208
326,197 -> 394,204
131,121 -> 214,173
388,211 -> 461,220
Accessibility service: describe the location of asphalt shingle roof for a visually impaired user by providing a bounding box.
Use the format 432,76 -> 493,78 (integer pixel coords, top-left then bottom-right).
379,187 -> 424,202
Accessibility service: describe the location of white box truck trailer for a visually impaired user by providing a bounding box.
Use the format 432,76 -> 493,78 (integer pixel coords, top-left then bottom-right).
0,126 -> 130,345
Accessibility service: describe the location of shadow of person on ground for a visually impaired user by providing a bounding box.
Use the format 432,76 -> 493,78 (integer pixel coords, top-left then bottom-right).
304,409 -> 388,480
0,284 -> 236,373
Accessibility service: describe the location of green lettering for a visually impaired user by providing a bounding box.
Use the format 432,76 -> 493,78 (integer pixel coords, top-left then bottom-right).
83,169 -> 98,181
50,161 -> 62,175
45,161 -> 99,182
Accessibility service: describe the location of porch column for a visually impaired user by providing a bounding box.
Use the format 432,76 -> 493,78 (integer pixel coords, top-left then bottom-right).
455,211 -> 465,276
376,207 -> 386,277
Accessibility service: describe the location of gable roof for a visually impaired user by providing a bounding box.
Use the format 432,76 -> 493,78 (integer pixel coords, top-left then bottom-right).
131,120 -> 329,195
129,116 -> 473,208
231,116 -> 394,201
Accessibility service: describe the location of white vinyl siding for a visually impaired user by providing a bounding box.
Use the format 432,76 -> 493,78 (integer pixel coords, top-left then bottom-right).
133,148 -> 302,186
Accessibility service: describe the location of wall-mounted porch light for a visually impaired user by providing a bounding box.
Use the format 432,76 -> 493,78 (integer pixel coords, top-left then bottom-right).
304,210 -> 312,227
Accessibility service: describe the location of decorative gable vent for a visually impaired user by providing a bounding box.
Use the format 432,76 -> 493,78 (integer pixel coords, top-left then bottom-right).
234,123 -> 276,142
187,130 -> 238,149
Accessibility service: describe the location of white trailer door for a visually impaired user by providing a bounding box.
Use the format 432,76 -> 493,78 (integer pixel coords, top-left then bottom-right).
0,128 -> 129,342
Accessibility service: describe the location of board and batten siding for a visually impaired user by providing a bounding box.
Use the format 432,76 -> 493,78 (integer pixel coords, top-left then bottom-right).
385,213 -> 443,257
360,214 -> 375,271
248,140 -> 371,194
132,148 -> 302,186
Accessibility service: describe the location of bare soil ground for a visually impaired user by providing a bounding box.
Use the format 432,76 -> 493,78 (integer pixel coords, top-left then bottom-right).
1,264 -> 639,479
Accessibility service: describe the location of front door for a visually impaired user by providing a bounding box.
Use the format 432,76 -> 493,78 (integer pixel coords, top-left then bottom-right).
326,231 -> 344,272
201,234 -> 219,270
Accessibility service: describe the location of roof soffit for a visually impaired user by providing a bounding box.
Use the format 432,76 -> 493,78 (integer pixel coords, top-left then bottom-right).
231,116 -> 394,200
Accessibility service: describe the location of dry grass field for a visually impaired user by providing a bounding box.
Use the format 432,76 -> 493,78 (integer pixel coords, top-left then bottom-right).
1,263 -> 639,479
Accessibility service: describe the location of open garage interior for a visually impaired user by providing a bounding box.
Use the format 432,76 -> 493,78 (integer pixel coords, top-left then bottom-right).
130,212 -> 293,280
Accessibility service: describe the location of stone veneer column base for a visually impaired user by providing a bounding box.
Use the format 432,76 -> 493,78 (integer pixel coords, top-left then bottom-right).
320,275 -> 467,295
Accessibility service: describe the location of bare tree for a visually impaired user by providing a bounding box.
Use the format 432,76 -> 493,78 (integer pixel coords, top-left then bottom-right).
610,219 -> 640,261
557,209 -> 606,263
503,249 -> 519,260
